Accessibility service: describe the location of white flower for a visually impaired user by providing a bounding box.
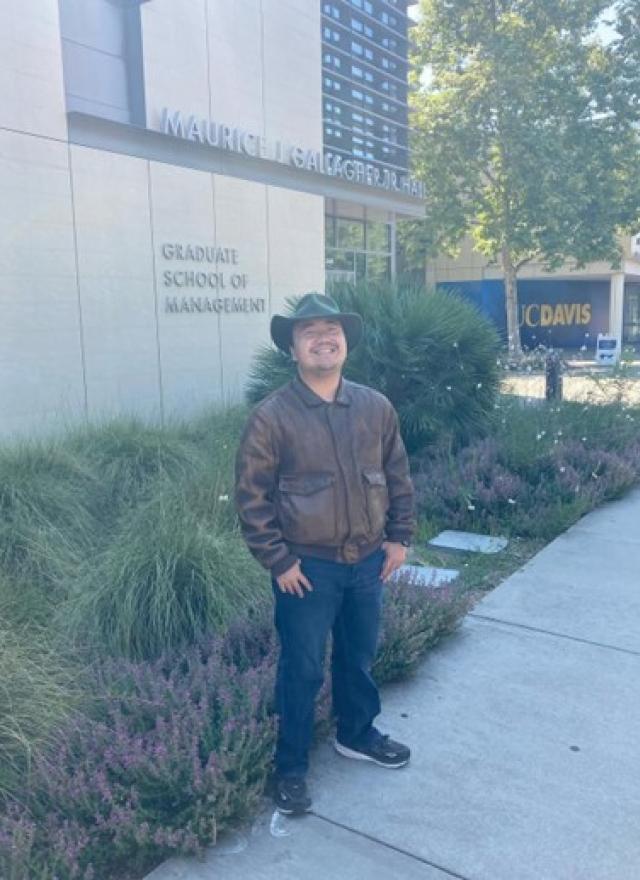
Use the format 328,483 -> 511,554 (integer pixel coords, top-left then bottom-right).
453,341 -> 459,348
446,385 -> 452,391
467,503 -> 476,511
581,436 -> 587,442
559,466 -> 566,473
507,498 -> 516,505
557,430 -> 563,436
218,494 -> 230,502
476,382 -> 483,389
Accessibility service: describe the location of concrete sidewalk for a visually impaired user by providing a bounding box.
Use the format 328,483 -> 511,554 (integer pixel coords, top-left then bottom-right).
147,489 -> 640,880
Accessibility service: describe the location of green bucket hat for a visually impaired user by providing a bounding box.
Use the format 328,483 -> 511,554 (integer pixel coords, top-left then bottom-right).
270,292 -> 363,355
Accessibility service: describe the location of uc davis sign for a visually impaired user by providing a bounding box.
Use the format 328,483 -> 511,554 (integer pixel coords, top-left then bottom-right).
520,302 -> 592,329
438,279 -> 609,348
517,281 -> 608,348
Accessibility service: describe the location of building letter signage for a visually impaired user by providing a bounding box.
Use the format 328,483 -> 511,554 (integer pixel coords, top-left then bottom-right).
159,108 -> 425,201
520,303 -> 592,328
160,242 -> 266,316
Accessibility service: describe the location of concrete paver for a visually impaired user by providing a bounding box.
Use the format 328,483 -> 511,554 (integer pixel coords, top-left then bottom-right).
309,618 -> 640,880
475,489 -> 640,653
146,488 -> 640,880
146,811 -> 452,880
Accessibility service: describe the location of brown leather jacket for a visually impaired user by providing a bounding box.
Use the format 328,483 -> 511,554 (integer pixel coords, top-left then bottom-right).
235,375 -> 415,576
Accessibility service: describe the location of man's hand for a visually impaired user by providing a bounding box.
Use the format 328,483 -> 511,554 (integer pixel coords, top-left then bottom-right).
381,541 -> 407,582
276,561 -> 313,598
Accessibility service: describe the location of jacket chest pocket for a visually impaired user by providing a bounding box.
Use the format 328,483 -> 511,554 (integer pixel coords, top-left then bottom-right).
362,469 -> 389,537
276,472 -> 337,545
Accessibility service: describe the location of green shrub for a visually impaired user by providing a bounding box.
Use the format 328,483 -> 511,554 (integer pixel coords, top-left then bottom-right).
374,576 -> 471,681
413,396 -> 640,539
246,281 -> 500,452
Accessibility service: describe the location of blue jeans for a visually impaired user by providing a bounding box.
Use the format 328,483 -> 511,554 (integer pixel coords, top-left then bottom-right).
272,548 -> 385,778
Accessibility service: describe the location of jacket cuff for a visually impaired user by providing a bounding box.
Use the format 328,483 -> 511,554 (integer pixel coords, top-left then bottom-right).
385,528 -> 414,545
270,552 -> 299,578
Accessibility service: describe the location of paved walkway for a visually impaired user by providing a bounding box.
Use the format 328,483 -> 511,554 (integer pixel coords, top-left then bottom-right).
147,488 -> 640,880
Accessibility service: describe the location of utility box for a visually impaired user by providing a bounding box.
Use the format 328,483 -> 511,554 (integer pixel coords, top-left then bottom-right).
595,334 -> 621,365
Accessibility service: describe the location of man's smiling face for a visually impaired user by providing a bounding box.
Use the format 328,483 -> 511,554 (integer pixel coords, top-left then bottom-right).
291,317 -> 347,376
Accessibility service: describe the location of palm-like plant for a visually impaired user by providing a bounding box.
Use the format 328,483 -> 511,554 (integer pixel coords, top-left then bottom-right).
246,281 -> 500,452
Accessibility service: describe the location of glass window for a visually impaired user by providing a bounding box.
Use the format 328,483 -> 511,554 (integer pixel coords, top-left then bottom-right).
337,218 -> 365,250
325,215 -> 336,249
355,252 -> 367,281
624,284 -> 640,342
325,249 -> 355,272
366,221 -> 391,252
367,255 -> 391,282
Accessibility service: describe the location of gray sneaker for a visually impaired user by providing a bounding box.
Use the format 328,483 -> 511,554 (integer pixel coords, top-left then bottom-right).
273,776 -> 312,815
334,732 -> 410,768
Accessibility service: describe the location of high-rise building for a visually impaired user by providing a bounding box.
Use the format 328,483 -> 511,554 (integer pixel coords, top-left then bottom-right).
322,0 -> 416,284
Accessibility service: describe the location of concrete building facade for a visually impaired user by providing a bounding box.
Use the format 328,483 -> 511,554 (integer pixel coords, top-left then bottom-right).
0,0 -> 422,440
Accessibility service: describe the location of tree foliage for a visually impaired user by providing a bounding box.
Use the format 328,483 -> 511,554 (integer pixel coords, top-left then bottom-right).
404,0 -> 640,354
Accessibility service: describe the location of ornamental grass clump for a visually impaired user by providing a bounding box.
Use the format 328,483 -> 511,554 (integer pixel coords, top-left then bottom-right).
65,418 -> 206,525
59,476 -> 267,661
0,441 -> 99,589
247,281 -> 500,452
0,623 -> 79,803
0,623 -> 277,880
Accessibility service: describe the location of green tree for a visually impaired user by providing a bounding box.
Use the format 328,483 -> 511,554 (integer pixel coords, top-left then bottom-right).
404,0 -> 640,356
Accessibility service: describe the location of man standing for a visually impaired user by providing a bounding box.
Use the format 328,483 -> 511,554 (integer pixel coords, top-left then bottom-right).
235,293 -> 415,815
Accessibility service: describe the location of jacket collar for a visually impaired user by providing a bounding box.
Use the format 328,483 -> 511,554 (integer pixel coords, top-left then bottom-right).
292,374 -> 351,407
